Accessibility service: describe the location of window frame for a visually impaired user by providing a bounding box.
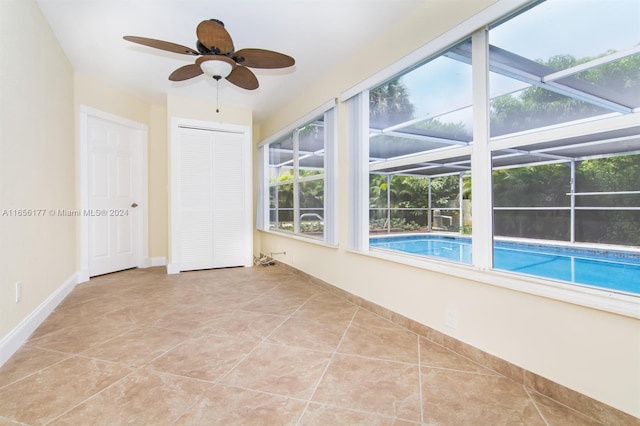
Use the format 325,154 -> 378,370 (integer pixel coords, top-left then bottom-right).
344,0 -> 640,317
258,100 -> 338,246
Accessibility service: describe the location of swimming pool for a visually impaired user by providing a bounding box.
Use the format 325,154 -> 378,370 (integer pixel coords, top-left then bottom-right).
369,234 -> 640,296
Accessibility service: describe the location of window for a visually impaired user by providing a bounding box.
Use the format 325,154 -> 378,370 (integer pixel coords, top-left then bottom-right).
489,0 -> 640,136
269,122 -> 324,236
259,103 -> 337,245
489,0 -> 640,292
492,151 -> 640,246
493,161 -> 572,241
365,40 -> 474,264
349,0 -> 640,296
574,155 -> 640,246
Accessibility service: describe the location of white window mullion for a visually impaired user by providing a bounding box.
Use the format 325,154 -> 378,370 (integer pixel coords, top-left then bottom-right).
324,107 -> 338,245
471,28 -> 493,269
257,145 -> 269,231
386,175 -> 392,233
293,129 -> 301,234
428,177 -> 432,231
458,172 -> 464,231
570,160 -> 576,243
348,91 -> 370,251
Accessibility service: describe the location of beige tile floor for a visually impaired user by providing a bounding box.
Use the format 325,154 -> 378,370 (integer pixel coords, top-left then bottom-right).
0,266 -> 605,425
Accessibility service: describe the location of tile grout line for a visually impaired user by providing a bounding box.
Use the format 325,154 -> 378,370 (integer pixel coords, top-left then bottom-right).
42,366 -> 137,425
523,386 -> 607,426
522,386 -> 551,426
168,388 -> 212,426
294,306 -> 361,425
27,319 -> 139,358
210,286 -> 315,386
0,414 -> 29,426
0,351 -> 73,392
135,330 -> 204,371
300,400 -> 422,425
140,278 -> 319,391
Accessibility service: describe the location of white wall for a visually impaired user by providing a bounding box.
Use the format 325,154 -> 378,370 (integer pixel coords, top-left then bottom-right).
256,0 -> 640,417
0,0 -> 76,350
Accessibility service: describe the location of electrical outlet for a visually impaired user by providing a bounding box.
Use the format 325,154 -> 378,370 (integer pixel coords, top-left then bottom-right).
445,308 -> 458,330
15,282 -> 22,303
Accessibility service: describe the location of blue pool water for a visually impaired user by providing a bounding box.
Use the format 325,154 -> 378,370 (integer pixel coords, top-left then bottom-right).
370,234 -> 640,295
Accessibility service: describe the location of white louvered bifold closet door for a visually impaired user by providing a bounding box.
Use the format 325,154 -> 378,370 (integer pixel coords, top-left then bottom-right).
211,131 -> 245,268
178,127 -> 246,271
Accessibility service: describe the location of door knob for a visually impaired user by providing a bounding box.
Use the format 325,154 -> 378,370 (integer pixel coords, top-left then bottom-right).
131,202 -> 138,208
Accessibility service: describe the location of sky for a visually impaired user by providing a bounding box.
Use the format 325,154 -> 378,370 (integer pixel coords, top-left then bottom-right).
394,0 -> 640,125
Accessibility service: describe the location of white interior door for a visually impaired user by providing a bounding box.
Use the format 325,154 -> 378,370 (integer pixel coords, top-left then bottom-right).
87,115 -> 140,276
177,126 -> 249,272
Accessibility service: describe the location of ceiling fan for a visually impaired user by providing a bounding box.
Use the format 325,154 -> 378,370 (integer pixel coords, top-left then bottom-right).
123,19 -> 295,90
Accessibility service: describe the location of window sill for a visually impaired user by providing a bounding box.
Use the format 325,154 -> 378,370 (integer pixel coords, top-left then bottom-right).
257,229 -> 339,249
349,247 -> 640,319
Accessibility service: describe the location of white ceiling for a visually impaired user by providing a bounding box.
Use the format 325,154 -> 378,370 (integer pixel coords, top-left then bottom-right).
36,0 -> 426,121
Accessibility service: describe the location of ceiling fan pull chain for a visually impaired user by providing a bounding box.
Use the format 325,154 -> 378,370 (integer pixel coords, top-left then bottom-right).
214,76 -> 220,113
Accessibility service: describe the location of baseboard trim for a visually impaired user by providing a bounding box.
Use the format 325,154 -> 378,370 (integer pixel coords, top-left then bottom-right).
0,272 -> 79,368
274,261 -> 639,425
77,269 -> 90,284
145,257 -> 167,267
166,263 -> 180,274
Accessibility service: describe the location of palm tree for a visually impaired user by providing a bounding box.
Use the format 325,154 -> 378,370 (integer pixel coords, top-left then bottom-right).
369,79 -> 414,129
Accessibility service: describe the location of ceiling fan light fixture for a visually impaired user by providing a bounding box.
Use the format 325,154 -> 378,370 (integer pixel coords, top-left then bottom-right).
125,19 -> 295,91
199,57 -> 234,79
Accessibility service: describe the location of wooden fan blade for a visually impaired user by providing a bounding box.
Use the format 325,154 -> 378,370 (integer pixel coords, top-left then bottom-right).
169,64 -> 203,81
226,66 -> 259,90
196,20 -> 234,54
123,36 -> 198,55
234,48 -> 295,69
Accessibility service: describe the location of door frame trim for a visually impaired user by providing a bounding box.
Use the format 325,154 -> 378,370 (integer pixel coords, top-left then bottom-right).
167,117 -> 253,274
78,105 -> 149,282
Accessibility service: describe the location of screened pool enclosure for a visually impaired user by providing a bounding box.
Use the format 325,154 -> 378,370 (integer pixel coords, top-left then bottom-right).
263,0 -> 639,293
366,0 -> 639,247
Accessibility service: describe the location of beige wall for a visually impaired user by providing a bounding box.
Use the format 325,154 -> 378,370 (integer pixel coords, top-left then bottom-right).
166,93 -> 252,126
74,74 -> 151,125
255,0 -> 640,417
149,103 -> 168,259
0,0 -> 76,337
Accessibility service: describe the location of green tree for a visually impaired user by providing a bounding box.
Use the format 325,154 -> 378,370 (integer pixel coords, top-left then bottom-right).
414,118 -> 470,141
492,164 -> 570,208
575,155 -> 640,245
489,49 -> 640,244
492,164 -> 571,240
370,78 -> 415,128
491,51 -> 640,135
